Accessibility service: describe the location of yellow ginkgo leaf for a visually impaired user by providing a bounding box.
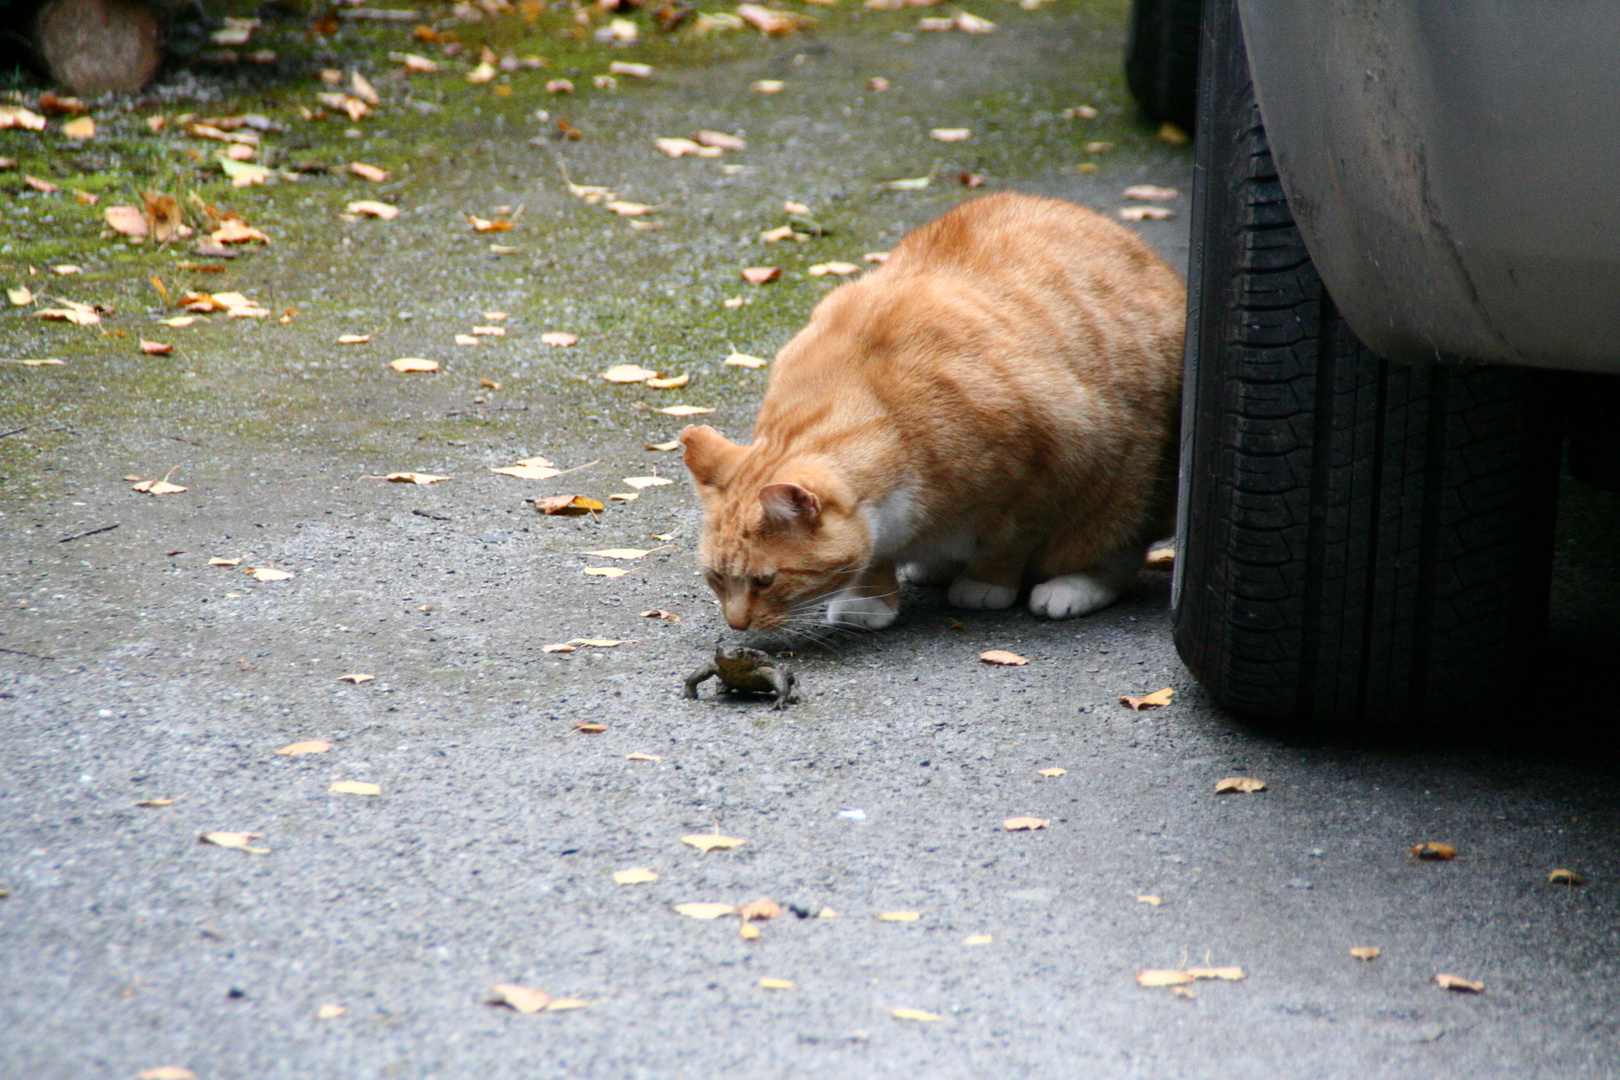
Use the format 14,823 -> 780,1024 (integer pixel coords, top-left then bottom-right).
681,834 -> 745,853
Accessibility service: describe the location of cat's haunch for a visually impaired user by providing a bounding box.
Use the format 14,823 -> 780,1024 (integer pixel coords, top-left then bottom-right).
681,192 -> 1184,634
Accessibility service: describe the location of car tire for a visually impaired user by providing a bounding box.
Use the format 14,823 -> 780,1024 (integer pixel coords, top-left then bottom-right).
1123,0 -> 1202,132
1172,0 -> 1563,729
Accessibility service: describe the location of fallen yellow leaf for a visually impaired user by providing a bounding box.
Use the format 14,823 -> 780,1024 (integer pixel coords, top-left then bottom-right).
605,201 -> 656,217
1003,817 -> 1049,831
338,673 -> 374,684
682,833 -> 745,853
963,934 -> 993,946
136,1069 -> 196,1080
201,831 -> 269,854
603,364 -> 661,383
724,351 -> 769,369
753,79 -> 785,93
337,334 -> 371,344
584,567 -> 628,578
1435,973 -> 1484,993
740,923 -> 761,940
491,464 -> 562,480
316,1004 -> 347,1019
249,567 -> 293,582
759,978 -> 794,990
1037,768 -> 1067,778
546,998 -> 588,1011
1135,969 -> 1194,987
673,902 -> 736,919
1412,842 -> 1458,860
1350,946 -> 1380,961
584,548 -> 650,560
1137,895 -> 1161,906
135,798 -> 175,808
1186,967 -> 1245,981
876,911 -> 919,922
1123,184 -> 1178,201
488,984 -> 550,1013
929,127 -> 971,142
346,200 -> 400,220
209,557 -> 242,566
622,476 -> 674,490
891,1008 -> 941,1022
741,266 -> 781,284
611,60 -> 654,78
739,898 -> 781,921
1214,776 -> 1265,794
1118,205 -> 1175,222
613,867 -> 659,885
389,358 -> 439,373
1119,687 -> 1173,710
980,650 -> 1028,666
808,261 -> 861,276
647,373 -> 690,389
329,781 -> 381,796
276,739 -> 331,756
536,495 -> 604,516
1549,868 -> 1584,886
627,752 -> 663,762
386,472 -> 450,485
656,405 -> 715,416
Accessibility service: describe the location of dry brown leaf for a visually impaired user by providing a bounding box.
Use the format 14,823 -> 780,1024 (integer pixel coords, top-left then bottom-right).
1412,842 -> 1458,861
1119,687 -> 1173,710
488,984 -> 550,1013
276,739 -> 331,756
389,358 -> 439,373
724,351 -> 768,368
1214,776 -> 1265,794
808,262 -> 861,276
329,781 -> 381,796
386,472 -> 450,485
929,127 -> 971,142
535,495 -> 604,516
656,405 -> 715,416
695,130 -> 746,151
682,833 -> 745,853
24,175 -> 61,193
346,200 -> 400,219
603,364 -> 660,383
491,464 -> 562,480
655,137 -> 722,159
876,911 -> 920,922
541,331 -> 578,347
980,650 -> 1028,666
139,340 -> 173,356
614,867 -> 659,885
575,722 -> 607,734
350,162 -> 389,182
201,831 -> 269,854
1123,184 -> 1179,201
646,373 -> 690,389
1037,767 -> 1067,778
584,567 -> 629,578
143,192 -> 183,242
1548,868 -> 1584,886
1003,816 -> 1049,831
106,205 -> 149,237
741,266 -> 782,284
738,899 -> 781,921
1118,205 -> 1175,222
209,220 -> 268,245
890,1008 -> 941,1022
1136,969 -> 1195,987
1435,973 -> 1485,994
674,902 -> 736,919
1350,946 -> 1380,961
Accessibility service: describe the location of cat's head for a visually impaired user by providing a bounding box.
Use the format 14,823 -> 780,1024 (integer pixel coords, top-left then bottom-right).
680,424 -> 868,632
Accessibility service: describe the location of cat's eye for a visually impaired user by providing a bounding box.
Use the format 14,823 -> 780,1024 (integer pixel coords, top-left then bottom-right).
751,573 -> 776,589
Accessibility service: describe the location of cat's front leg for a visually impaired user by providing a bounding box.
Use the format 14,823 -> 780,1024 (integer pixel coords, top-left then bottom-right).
825,561 -> 900,629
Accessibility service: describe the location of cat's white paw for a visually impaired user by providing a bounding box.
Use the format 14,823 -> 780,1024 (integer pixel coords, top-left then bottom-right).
948,578 -> 1018,610
1029,573 -> 1120,619
826,593 -> 899,630
898,559 -> 956,586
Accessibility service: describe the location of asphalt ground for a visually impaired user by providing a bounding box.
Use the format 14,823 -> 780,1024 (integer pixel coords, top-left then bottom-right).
3,2 -> 1619,1077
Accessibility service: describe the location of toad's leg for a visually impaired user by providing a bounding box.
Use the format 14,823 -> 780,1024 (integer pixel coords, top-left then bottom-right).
684,665 -> 717,699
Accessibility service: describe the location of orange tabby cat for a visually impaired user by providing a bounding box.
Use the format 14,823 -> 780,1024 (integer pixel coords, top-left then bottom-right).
680,192 -> 1184,633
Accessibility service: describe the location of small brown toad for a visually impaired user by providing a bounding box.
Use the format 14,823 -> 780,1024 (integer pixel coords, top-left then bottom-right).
684,644 -> 799,709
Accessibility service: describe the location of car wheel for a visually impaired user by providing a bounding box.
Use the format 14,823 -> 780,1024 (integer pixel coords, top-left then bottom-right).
1172,0 -> 1563,729
1123,0 -> 1202,132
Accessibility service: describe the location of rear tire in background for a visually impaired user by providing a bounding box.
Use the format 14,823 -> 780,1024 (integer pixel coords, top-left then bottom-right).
1124,0 -> 1202,132
1172,0 -> 1563,729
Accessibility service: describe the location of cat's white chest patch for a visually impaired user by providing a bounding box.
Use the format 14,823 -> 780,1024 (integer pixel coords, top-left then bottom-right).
864,486 -> 917,560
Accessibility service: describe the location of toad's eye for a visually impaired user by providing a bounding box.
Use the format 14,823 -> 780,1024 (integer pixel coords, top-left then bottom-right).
751,573 -> 776,589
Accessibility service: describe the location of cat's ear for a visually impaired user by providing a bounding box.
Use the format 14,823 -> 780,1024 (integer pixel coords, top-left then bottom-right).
680,425 -> 743,493
759,482 -> 821,528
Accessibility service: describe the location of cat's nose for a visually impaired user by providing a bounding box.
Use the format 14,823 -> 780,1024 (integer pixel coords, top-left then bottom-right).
723,602 -> 751,631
